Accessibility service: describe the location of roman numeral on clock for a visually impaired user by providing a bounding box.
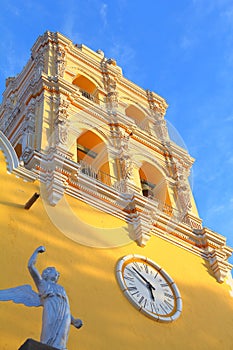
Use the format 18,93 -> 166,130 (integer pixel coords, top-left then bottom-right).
150,302 -> 156,313
132,262 -> 141,271
164,292 -> 174,299
160,283 -> 168,288
138,296 -> 144,304
124,274 -> 134,282
164,299 -> 173,310
159,303 -> 168,314
143,263 -> 149,273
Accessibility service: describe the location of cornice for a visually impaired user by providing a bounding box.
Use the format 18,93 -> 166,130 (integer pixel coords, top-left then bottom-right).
169,141 -> 195,168
21,147 -> 232,281
117,78 -> 148,101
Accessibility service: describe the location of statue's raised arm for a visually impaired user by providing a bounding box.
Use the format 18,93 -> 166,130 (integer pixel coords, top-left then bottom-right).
28,246 -> 45,289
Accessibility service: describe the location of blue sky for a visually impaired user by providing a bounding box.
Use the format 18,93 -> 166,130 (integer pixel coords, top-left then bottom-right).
0,0 -> 233,262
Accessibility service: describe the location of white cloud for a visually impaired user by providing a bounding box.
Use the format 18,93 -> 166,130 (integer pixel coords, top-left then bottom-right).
100,3 -> 108,27
180,36 -> 195,50
192,0 -> 233,14
206,204 -> 225,222
0,31 -> 22,78
109,42 -> 135,65
62,12 -> 75,40
60,3 -> 82,45
107,41 -> 140,81
227,156 -> 233,165
221,5 -> 233,22
6,3 -> 20,16
224,115 -> 233,122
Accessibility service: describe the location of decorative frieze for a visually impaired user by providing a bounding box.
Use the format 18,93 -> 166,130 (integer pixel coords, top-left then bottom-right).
146,90 -> 170,141
56,46 -> 67,78
154,115 -> 170,141
208,249 -> 233,283
1,94 -> 21,135
176,182 -> 192,213
191,227 -> 233,282
31,47 -> 45,84
171,158 -> 192,215
101,60 -> 119,112
54,97 -> 70,148
183,213 -> 203,229
21,98 -> 36,163
39,147 -> 70,206
128,194 -> 159,246
146,89 -> 168,115
118,129 -> 133,181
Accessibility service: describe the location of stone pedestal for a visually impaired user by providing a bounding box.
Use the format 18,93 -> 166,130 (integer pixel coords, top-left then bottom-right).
18,339 -> 59,350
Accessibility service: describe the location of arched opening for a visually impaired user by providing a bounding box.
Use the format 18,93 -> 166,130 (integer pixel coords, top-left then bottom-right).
125,105 -> 149,131
73,75 -> 99,103
139,162 -> 173,214
76,130 -> 112,186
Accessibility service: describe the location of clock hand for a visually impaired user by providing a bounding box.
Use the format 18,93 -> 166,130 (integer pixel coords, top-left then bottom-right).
132,267 -> 155,290
148,284 -> 155,301
132,268 -> 156,301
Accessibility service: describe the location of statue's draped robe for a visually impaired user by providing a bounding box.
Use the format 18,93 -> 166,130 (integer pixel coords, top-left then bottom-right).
39,282 -> 71,350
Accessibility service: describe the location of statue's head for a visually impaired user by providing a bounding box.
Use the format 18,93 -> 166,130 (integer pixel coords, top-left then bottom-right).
42,267 -> 60,283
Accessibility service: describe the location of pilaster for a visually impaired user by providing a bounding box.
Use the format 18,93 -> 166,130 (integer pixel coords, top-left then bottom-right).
21,98 -> 36,163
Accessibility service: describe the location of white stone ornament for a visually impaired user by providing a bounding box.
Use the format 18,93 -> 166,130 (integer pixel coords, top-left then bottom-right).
0,246 -> 83,350
116,254 -> 182,322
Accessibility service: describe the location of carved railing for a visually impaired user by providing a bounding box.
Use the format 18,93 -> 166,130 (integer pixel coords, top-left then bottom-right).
80,89 -> 98,104
78,160 -> 188,223
79,161 -> 117,187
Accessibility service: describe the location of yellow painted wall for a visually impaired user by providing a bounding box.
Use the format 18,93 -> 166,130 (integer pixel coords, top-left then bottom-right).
0,150 -> 233,350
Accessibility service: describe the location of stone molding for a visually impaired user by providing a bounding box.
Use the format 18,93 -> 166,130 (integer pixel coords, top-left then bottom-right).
16,146 -> 232,282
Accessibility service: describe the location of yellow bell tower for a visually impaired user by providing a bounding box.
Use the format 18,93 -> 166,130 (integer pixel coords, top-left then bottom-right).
0,31 -> 232,350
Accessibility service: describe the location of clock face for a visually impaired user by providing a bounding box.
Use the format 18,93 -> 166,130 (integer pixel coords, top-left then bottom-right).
116,254 -> 182,322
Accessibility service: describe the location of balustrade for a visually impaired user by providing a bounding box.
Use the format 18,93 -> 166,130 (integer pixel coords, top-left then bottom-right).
79,161 -> 116,187
78,160 -> 185,224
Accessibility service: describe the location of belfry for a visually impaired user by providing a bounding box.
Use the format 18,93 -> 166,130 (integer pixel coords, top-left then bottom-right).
0,31 -> 232,350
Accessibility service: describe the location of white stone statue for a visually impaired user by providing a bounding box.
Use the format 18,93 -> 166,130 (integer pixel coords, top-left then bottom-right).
0,246 -> 83,350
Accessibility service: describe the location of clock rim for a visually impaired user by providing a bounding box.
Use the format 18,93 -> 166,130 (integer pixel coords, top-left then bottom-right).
116,254 -> 182,323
